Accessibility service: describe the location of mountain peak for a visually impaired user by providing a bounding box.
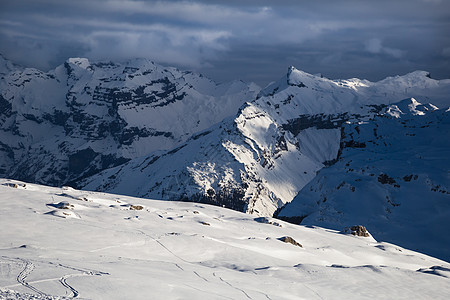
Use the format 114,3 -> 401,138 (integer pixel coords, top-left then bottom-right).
404,70 -> 432,79
385,98 -> 439,118
287,65 -> 311,79
66,57 -> 91,69
378,70 -> 434,87
287,65 -> 297,74
286,66 -> 330,89
0,55 -> 259,187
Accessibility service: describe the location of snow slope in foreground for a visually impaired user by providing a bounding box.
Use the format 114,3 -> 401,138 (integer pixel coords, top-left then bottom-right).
1,180 -> 450,299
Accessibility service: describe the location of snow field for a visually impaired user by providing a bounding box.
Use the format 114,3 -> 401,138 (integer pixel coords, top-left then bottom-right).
1,179 -> 450,299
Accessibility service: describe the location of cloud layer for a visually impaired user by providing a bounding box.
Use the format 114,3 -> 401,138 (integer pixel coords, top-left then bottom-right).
1,0 -> 449,85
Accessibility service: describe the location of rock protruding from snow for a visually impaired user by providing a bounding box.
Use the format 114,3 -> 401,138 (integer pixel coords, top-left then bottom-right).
278,236 -> 303,247
343,225 -> 371,237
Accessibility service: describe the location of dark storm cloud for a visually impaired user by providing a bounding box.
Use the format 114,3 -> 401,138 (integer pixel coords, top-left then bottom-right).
0,0 -> 449,86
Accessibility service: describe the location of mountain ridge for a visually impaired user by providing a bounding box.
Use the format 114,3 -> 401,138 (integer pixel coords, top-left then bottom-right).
277,99 -> 450,261
2,54 -> 450,262
80,66 -> 450,219
0,54 -> 259,186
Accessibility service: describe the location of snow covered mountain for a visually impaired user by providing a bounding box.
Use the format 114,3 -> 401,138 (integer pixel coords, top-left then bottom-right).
1,179 -> 450,299
2,54 -> 449,262
80,67 -> 450,218
0,54 -> 259,186
276,98 -> 450,261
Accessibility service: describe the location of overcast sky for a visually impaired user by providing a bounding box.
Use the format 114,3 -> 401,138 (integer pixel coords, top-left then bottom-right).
1,0 -> 449,86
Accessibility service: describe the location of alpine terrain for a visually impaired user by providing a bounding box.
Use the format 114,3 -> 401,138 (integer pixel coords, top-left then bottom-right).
1,54 -> 449,263
0,54 -> 259,187
79,67 -> 450,262
80,69 -> 448,202
277,98 -> 450,261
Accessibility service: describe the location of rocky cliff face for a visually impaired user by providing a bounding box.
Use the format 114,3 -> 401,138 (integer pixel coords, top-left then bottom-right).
80,67 -> 450,217
0,55 -> 259,186
277,99 -> 450,261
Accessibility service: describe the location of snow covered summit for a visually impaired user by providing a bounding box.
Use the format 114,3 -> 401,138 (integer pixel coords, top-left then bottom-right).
81,67 -> 450,218
0,55 -> 259,186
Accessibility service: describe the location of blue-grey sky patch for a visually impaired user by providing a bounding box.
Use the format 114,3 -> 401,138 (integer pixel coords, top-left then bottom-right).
0,0 -> 449,86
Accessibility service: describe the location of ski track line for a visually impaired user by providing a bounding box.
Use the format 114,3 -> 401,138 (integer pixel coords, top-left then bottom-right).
302,283 -> 325,300
59,274 -> 79,298
2,274 -> 78,289
1,256 -> 109,298
217,275 -> 252,299
15,258 -> 47,296
174,263 -> 184,271
220,271 -> 274,300
137,230 -> 258,299
56,263 -> 109,298
193,271 -> 209,282
263,293 -> 272,300
55,262 -> 110,297
53,262 -> 110,276
137,229 -> 191,264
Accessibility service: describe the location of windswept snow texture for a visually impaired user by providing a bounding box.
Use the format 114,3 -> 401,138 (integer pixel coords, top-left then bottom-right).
278,99 -> 450,261
1,179 -> 450,299
0,54 -> 259,187
81,67 -> 450,217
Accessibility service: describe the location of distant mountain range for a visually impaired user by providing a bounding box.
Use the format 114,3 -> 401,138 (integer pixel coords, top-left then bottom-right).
1,54 -> 449,260
0,54 -> 259,186
80,66 -> 450,218
276,98 -> 450,260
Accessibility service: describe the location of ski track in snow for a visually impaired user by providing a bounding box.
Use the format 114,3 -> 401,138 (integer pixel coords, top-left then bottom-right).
59,275 -> 79,298
137,227 -> 270,298
192,271 -> 209,282
301,283 -> 325,300
137,229 -> 191,264
0,256 -> 109,298
15,258 -> 47,296
0,257 -> 47,296
182,283 -> 234,300
137,229 -> 260,297
217,274 -> 252,299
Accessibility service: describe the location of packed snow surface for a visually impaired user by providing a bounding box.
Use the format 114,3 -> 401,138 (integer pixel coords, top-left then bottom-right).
1,179 -> 450,299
